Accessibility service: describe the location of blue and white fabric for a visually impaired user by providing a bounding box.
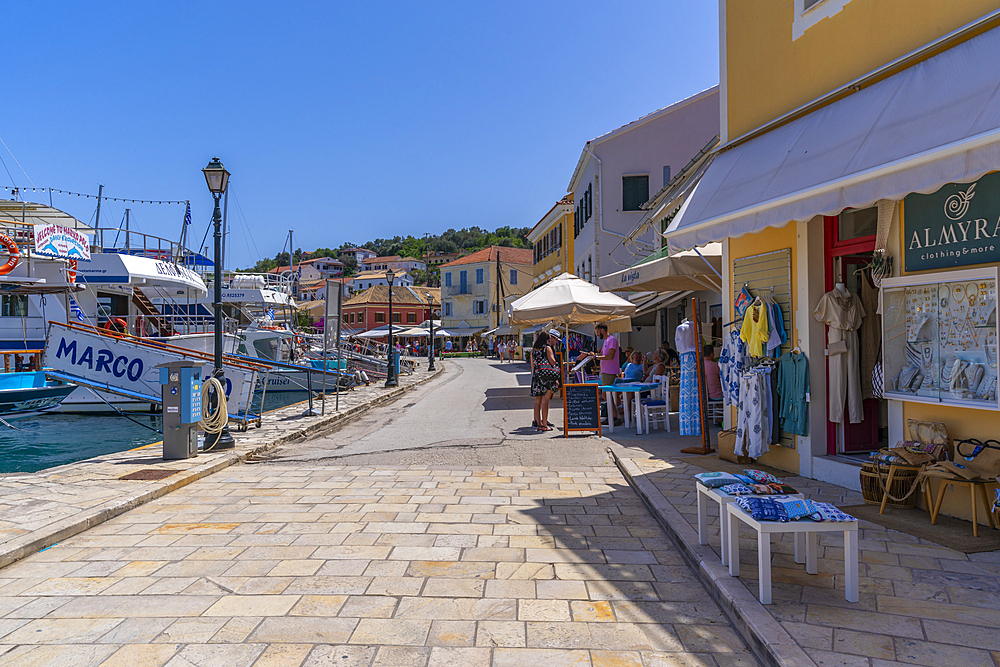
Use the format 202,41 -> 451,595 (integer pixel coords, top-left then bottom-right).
692,471 -> 742,488
718,330 -> 746,407
807,502 -> 856,522
735,370 -> 771,458
734,496 -> 789,522
719,483 -> 756,496
679,351 -> 700,436
743,469 -> 780,485
773,497 -> 817,520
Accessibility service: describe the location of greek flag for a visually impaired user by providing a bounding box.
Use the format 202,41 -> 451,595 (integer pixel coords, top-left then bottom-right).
266,307 -> 274,319
184,202 -> 192,226
69,297 -> 85,322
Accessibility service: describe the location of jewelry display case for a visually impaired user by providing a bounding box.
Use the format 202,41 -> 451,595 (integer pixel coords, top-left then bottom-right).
881,267 -> 998,409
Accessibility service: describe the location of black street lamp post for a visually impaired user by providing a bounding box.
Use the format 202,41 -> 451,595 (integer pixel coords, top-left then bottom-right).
426,292 -> 436,371
202,157 -> 234,449
384,269 -> 398,387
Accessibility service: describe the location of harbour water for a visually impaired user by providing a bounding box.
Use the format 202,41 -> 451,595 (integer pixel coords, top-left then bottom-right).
0,391 -> 316,474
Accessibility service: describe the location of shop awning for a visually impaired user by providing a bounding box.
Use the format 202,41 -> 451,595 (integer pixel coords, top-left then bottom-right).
598,243 -> 723,292
665,23 -> 1000,251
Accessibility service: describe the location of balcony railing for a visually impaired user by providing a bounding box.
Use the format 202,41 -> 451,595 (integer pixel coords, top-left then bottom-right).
444,282 -> 489,297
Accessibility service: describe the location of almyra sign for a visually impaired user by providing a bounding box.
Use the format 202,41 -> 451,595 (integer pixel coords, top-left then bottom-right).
905,172 -> 1000,271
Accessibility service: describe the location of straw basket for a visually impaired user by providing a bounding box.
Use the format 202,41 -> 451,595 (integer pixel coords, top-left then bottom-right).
860,461 -> 919,508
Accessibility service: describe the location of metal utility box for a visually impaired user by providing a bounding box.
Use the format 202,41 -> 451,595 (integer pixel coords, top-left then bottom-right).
156,360 -> 202,459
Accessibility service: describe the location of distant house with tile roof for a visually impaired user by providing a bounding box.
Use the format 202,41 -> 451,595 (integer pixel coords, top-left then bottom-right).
342,285 -> 440,332
438,246 -> 533,335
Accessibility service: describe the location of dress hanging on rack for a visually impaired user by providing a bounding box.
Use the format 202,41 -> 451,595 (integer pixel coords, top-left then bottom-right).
676,319 -> 700,436
740,300 -> 770,357
777,349 -> 810,437
718,328 -> 746,407
813,287 -> 865,424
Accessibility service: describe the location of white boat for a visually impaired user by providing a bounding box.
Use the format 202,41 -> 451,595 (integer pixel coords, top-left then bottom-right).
0,200 -> 266,415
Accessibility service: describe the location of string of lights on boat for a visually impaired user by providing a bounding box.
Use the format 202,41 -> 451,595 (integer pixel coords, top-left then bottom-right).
1,185 -> 188,206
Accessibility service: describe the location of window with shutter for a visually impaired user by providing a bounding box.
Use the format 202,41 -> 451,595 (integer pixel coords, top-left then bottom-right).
392,313 -> 401,323
444,272 -> 452,287
476,268 -> 484,284
622,175 -> 649,211
407,313 -> 416,323
510,269 -> 517,285
376,312 -> 385,323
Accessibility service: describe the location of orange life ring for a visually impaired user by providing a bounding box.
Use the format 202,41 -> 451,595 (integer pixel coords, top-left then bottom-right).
103,317 -> 128,334
0,235 -> 19,276
68,259 -> 77,283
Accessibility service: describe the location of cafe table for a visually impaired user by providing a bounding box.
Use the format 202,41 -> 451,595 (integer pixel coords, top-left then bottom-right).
598,382 -> 660,434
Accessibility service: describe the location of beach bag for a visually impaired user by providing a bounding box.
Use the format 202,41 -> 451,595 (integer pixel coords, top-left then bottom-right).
907,420 -> 948,445
773,497 -> 817,521
807,502 -> 856,522
872,340 -> 885,399
953,439 -> 1000,479
734,286 -> 754,319
734,496 -> 789,522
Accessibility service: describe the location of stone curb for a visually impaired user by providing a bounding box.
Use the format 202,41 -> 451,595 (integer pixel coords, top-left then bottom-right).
612,452 -> 817,667
0,364 -> 444,570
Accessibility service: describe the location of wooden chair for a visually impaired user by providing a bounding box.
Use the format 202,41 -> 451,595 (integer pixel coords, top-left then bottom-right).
640,375 -> 671,433
928,477 -> 998,537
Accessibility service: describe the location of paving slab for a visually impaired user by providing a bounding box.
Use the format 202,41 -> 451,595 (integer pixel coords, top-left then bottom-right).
0,364 -> 440,570
615,452 -> 1000,667
0,463 -> 756,666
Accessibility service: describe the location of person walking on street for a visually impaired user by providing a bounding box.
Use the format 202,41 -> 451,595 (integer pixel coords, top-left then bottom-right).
530,330 -> 559,431
497,340 -> 506,363
584,323 -> 622,425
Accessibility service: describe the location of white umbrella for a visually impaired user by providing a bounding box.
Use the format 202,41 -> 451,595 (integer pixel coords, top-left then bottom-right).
512,273 -> 637,392
510,273 -> 636,326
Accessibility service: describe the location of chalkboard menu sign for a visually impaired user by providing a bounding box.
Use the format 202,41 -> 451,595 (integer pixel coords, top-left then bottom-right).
563,383 -> 601,436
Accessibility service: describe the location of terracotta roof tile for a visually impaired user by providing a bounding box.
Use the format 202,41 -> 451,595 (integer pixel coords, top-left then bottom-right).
439,245 -> 532,268
344,285 -> 440,306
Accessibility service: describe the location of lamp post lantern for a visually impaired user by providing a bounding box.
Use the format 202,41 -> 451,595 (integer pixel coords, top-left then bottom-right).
202,157 -> 234,449
384,269 -> 398,387
425,291 -> 436,371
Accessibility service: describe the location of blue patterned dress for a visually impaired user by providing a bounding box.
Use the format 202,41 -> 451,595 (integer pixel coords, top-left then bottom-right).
679,351 -> 700,436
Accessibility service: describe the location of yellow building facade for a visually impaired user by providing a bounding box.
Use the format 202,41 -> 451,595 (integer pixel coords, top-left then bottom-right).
527,195 -> 574,287
664,1 -> 1000,524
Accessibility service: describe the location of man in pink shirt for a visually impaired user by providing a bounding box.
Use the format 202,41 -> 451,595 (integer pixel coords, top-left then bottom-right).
585,323 -> 622,425
703,344 -> 724,401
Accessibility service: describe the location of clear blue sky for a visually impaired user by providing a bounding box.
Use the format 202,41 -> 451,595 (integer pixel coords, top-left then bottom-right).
2,1 -> 719,269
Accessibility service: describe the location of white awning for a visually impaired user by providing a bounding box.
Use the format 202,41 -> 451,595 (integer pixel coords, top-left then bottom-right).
77,253 -> 207,295
665,23 -> 1000,251
598,243 -> 723,292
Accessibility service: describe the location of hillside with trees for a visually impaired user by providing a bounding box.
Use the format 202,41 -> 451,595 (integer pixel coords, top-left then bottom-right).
242,226 -> 531,282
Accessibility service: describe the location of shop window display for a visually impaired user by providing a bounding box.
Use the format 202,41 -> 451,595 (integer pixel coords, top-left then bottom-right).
882,268 -> 998,409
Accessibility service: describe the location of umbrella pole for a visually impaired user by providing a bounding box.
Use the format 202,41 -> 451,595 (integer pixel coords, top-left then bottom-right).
681,297 -> 715,455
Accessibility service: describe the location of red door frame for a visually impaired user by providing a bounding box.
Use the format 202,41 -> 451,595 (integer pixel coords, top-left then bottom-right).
823,215 -> 877,455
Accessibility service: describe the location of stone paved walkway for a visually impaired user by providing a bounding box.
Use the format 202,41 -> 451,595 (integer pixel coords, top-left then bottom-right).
0,464 -> 755,666
625,457 -> 1000,667
0,366 -> 437,569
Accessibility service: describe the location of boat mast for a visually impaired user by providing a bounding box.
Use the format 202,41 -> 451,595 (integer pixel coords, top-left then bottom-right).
94,184 -> 103,229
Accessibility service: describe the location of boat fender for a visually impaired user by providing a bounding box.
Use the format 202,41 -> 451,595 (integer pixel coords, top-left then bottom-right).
0,235 -> 19,275
68,259 -> 77,283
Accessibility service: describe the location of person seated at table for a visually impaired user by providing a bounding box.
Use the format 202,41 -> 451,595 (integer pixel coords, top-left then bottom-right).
661,341 -> 680,367
622,351 -> 644,381
643,349 -> 667,382
620,346 -> 634,374
703,344 -> 724,401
